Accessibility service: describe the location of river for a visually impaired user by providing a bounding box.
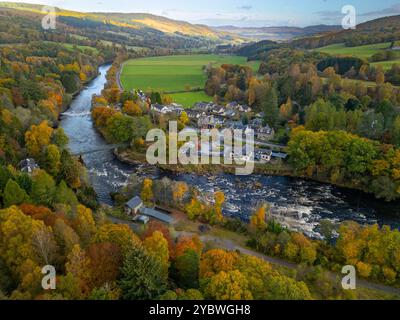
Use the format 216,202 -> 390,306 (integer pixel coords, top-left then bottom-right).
60,64 -> 400,238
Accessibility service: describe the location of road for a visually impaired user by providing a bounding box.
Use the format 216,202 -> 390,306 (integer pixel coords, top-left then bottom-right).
176,231 -> 400,297
107,215 -> 400,297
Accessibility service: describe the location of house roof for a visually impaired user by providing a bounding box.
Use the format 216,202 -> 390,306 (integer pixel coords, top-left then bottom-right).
272,152 -> 288,159
19,158 -> 39,173
126,196 -> 143,209
140,207 -> 173,224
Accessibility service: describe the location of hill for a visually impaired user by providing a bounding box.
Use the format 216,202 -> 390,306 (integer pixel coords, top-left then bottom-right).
292,15 -> 400,49
0,2 -> 241,49
213,25 -> 341,42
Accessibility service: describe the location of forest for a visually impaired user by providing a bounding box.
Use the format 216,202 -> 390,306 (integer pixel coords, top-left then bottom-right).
0,2 -> 399,302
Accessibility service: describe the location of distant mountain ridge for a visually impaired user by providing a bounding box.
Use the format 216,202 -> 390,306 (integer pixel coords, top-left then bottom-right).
0,1 -> 240,43
213,25 -> 341,42
292,15 -> 400,48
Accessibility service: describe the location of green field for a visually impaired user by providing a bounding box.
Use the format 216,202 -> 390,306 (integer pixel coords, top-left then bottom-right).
120,54 -> 258,107
316,42 -> 400,70
169,91 -> 212,106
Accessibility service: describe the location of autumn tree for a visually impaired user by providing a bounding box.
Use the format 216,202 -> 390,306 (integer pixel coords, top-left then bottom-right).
25,121 -> 53,157
65,244 -> 91,296
123,100 -> 142,117
175,235 -> 203,258
144,231 -> 170,279
179,111 -> 190,126
43,144 -> 61,176
200,249 -> 239,279
284,233 -> 317,264
141,178 -> 153,203
250,204 -> 268,232
93,223 -> 140,254
87,242 -> 122,289
73,205 -> 97,247
172,181 -> 189,209
205,270 -> 253,300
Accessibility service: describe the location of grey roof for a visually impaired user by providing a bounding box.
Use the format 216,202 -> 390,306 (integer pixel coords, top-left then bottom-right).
272,152 -> 288,159
126,196 -> 143,209
140,207 -> 173,224
19,158 -> 39,173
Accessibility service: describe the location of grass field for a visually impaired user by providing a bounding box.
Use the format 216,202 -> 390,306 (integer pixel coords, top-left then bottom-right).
120,54 -> 259,107
316,42 -> 400,70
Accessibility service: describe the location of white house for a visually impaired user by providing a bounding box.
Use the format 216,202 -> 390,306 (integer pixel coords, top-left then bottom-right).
125,196 -> 143,215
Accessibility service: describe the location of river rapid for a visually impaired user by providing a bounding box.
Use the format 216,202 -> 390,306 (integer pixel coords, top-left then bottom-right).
60,65 -> 400,238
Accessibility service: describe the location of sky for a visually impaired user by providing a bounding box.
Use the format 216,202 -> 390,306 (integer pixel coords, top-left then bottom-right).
3,0 -> 400,27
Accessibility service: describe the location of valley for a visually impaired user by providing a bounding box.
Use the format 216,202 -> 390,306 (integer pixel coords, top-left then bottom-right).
0,0 -> 399,303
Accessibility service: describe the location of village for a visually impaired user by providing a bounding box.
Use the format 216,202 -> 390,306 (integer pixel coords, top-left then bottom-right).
150,99 -> 288,164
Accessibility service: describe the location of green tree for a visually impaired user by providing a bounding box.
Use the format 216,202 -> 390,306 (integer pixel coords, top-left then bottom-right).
262,83 -> 279,129
54,180 -> 78,208
44,144 -> 61,176
3,180 -> 30,207
175,249 -> 200,289
106,114 -> 134,143
30,170 -> 56,207
393,116 -> 400,147
52,128 -> 69,149
119,245 -> 167,300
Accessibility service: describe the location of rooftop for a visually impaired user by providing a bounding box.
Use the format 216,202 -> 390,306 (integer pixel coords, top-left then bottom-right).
140,207 -> 173,224
126,196 -> 143,209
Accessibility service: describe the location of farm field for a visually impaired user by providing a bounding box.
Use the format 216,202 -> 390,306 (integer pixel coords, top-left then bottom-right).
316,42 -> 400,70
120,54 -> 259,107
169,91 -> 212,107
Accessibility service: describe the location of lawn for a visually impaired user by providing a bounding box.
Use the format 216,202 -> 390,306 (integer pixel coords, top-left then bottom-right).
120,54 -> 259,107
316,42 -> 400,70
169,91 -> 212,108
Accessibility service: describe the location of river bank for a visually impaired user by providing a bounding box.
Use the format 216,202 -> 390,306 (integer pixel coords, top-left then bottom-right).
61,64 -> 400,239
114,147 -> 383,197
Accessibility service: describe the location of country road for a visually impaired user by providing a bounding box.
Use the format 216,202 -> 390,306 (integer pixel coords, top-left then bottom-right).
108,215 -> 400,297
174,230 -> 400,297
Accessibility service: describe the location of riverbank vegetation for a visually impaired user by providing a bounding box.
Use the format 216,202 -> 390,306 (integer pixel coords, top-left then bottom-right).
113,175 -> 400,296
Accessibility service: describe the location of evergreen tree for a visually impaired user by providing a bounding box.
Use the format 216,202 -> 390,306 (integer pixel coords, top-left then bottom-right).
3,180 -> 30,207
174,249 -> 200,289
119,245 -> 167,300
262,83 -> 279,129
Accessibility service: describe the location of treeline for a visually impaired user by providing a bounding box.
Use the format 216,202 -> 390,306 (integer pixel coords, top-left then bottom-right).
234,40 -> 282,61
292,15 -> 400,49
247,204 -> 400,287
0,6 -> 217,51
113,176 -> 383,299
287,127 -> 400,201
91,57 -> 189,146
126,176 -> 400,295
0,40 -> 106,165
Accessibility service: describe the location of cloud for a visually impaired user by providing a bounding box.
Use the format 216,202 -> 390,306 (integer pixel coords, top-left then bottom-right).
360,4 -> 400,16
237,5 -> 252,10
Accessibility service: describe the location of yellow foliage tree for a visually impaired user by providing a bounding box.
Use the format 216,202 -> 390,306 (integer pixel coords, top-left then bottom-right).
25,121 -> 54,157
144,231 -> 170,278
141,178 -> 153,203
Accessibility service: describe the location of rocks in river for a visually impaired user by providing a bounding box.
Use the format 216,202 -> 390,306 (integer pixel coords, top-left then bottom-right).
254,181 -> 263,189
